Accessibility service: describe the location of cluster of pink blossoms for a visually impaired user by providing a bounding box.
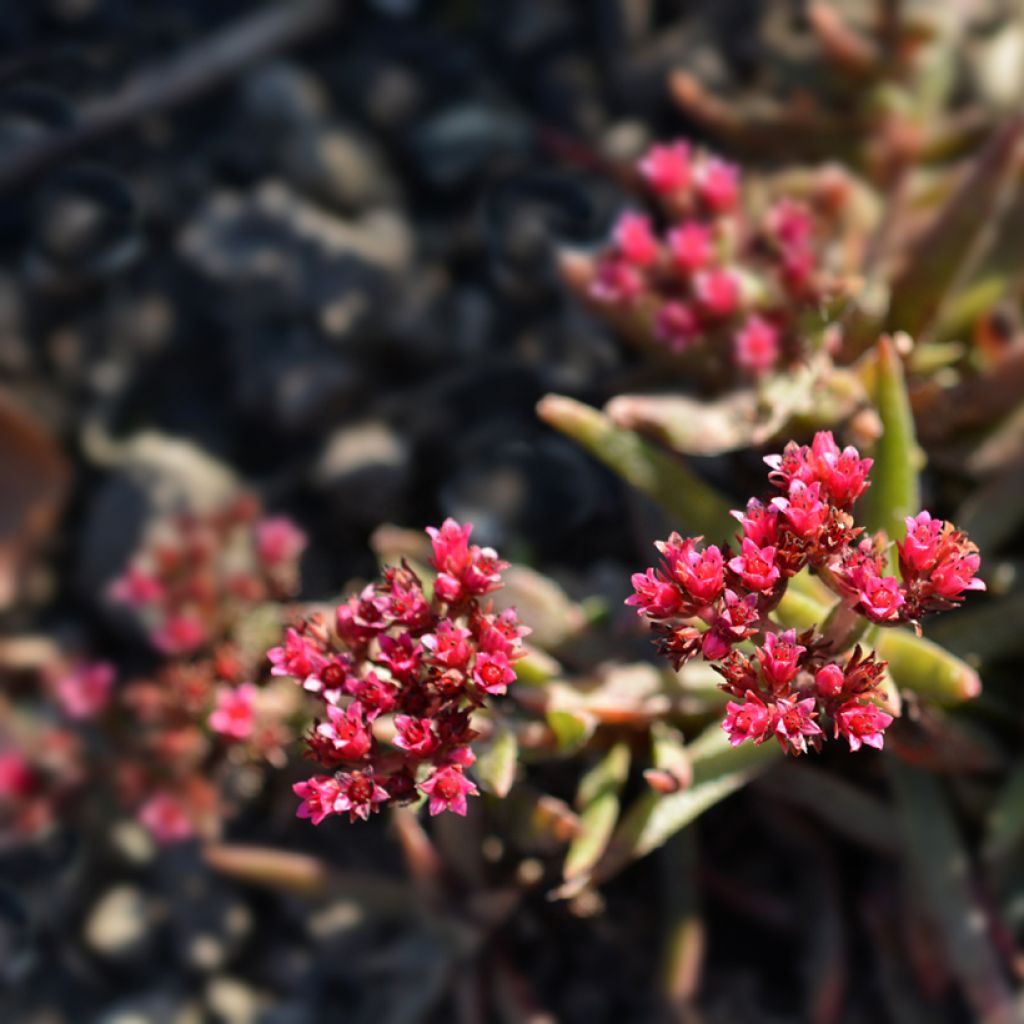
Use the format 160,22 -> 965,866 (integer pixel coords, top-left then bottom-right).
270,520 -> 527,825
627,431 -> 985,755
1,498 -> 309,846
587,139 -> 850,374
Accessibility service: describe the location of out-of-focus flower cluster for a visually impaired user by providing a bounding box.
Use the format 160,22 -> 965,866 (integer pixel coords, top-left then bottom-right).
0,497 -> 307,845
628,431 -> 984,755
271,519 -> 527,825
588,138 -> 854,375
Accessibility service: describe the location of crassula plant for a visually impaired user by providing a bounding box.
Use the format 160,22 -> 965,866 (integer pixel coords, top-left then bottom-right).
269,519 -> 527,825
627,430 -> 984,755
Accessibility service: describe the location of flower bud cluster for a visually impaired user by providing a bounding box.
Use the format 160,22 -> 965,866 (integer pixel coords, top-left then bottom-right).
587,139 -> 851,374
627,431 -> 985,755
271,519 -> 527,825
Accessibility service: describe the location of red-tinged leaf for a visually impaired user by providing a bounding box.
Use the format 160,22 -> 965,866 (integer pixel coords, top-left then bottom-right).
886,118 -> 1024,342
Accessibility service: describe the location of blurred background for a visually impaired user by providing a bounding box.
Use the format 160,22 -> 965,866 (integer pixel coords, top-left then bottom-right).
0,1 -> 1023,1022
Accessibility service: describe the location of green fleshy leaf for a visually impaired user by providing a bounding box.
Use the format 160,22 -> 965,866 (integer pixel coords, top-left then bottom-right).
589,724 -> 779,884
562,742 -> 631,882
545,708 -> 596,754
875,627 -> 981,705
475,724 -> 519,798
537,394 -> 732,539
860,335 -> 922,544
777,578 -> 979,705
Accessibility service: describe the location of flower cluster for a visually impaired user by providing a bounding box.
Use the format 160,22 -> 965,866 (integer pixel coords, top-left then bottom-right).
585,138 -> 852,375
1,498 -> 308,846
627,431 -> 984,755
271,519 -> 526,825
110,494 -> 306,655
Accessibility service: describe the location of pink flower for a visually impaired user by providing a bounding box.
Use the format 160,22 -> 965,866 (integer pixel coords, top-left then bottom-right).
930,553 -> 985,600
695,268 -> 739,317
764,441 -> 815,489
152,615 -> 207,655
208,682 -> 257,740
427,518 -> 473,577
393,715 -> 439,757
722,694 -> 771,746
667,222 -> 713,273
462,546 -> 509,597
53,661 -> 115,720
695,156 -> 739,212
660,536 -> 725,605
702,590 -> 760,659
293,775 -> 342,825
109,566 -> 163,607
256,517 -> 307,566
815,662 -> 846,699
0,751 -> 36,798
734,315 -> 779,374
426,519 -> 508,602
772,696 -> 822,755
139,792 -> 194,843
306,657 -> 351,698
855,571 -> 905,623
808,431 -> 872,508
383,581 -> 431,628
781,244 -> 814,292
347,672 -> 397,721
419,765 -> 479,817
472,651 -> 516,695
335,598 -> 378,648
335,771 -> 389,822
766,198 -> 813,246
627,568 -> 685,619
315,703 -> 371,761
731,498 -> 779,547
772,480 -> 827,539
268,627 -> 326,681
755,630 -> 805,693
638,140 -> 691,194
376,633 -> 422,681
655,301 -> 700,353
898,511 -> 944,573
421,620 -> 473,670
613,212 -> 659,267
590,255 -> 645,303
834,701 -> 892,752
728,537 -> 780,594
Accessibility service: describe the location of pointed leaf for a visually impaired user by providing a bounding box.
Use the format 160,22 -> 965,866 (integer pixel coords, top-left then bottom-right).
861,335 -> 922,543
777,582 -> 980,705
589,724 -> 779,884
889,762 -> 1017,1024
563,742 -> 631,882
475,724 -> 519,798
545,708 -> 596,753
886,118 -> 1024,341
536,394 -> 732,539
